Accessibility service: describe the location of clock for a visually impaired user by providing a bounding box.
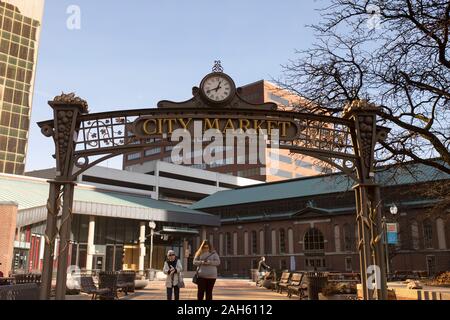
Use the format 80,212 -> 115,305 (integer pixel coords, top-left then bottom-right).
200,73 -> 235,104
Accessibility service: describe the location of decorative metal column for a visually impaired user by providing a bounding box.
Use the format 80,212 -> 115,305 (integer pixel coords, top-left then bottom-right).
39,181 -> 62,300
343,100 -> 388,300
39,93 -> 89,300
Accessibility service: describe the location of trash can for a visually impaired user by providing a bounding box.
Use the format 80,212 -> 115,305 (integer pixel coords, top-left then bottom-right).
306,272 -> 328,300
250,269 -> 259,282
146,269 -> 156,281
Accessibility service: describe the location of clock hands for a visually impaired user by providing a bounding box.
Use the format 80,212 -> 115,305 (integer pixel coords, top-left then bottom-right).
207,81 -> 223,94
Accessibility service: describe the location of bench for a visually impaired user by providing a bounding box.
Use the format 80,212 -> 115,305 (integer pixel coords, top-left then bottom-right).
287,273 -> 307,299
277,272 -> 292,294
98,272 -> 118,300
80,276 -> 111,300
117,271 -> 136,295
0,283 -> 39,300
13,273 -> 42,285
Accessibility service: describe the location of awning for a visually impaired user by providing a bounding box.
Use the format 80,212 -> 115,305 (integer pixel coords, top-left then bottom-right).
160,226 -> 200,235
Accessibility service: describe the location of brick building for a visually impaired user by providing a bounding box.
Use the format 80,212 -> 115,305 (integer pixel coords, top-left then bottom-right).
190,162 -> 450,277
0,201 -> 17,276
123,79 -> 329,182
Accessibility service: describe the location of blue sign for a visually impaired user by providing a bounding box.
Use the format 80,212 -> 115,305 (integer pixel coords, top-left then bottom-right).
387,232 -> 398,245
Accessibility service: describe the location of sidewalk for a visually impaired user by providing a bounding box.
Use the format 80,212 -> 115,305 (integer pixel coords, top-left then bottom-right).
68,279 -> 293,300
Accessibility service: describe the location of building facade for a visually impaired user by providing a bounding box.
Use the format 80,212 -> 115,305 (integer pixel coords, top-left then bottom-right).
27,161 -> 261,205
0,0 -> 44,174
123,79 -> 330,182
0,173 -> 220,274
191,162 -> 450,277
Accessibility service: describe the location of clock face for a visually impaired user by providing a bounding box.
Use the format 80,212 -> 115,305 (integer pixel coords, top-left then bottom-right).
202,75 -> 233,102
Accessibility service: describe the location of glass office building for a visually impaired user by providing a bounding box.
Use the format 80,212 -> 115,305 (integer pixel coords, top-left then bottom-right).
0,0 -> 44,174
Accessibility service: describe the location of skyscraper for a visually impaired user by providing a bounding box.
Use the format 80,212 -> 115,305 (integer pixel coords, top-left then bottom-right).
0,0 -> 44,174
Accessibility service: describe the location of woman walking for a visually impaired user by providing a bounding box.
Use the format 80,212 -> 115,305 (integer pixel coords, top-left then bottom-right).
163,250 -> 183,300
193,240 -> 220,300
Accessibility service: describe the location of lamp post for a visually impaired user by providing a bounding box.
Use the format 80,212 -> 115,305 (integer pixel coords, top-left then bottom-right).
149,221 -> 156,275
384,204 -> 398,279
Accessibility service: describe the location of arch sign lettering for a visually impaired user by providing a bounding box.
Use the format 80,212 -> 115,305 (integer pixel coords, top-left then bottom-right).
37,63 -> 390,300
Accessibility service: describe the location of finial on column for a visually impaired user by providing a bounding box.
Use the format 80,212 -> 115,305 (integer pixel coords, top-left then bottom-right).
49,92 -> 89,114
342,99 -> 379,119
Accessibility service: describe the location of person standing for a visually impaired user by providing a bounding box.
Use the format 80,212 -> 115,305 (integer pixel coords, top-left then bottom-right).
193,240 -> 220,300
163,250 -> 183,300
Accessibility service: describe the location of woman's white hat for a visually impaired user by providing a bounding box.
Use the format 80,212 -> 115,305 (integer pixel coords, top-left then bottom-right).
167,250 -> 176,256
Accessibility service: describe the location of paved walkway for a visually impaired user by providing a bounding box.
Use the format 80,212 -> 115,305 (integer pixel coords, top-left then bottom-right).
70,279 -> 293,300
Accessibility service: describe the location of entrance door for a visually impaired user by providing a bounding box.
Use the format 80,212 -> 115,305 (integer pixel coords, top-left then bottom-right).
426,255 -> 436,277
93,255 -> 105,272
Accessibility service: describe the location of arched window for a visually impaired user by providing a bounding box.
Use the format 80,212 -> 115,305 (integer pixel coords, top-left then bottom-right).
233,232 -> 238,255
334,225 -> 341,252
251,231 -> 257,255
244,231 -> 249,255
304,228 -> 324,251
423,219 -> 433,249
436,218 -> 447,250
279,229 -> 286,254
288,228 -> 294,254
271,229 -> 276,255
225,232 -> 232,256
411,220 -> 419,250
343,224 -> 354,251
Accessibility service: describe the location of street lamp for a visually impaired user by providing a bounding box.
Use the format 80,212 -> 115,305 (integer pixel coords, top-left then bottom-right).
390,204 -> 398,215
384,204 -> 398,279
149,221 -> 156,273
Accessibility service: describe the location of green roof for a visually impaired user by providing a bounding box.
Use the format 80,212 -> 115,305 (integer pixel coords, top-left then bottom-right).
191,162 -> 449,209
0,175 -> 207,216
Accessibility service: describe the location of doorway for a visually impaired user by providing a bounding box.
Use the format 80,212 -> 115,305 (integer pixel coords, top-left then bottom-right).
426,255 -> 436,277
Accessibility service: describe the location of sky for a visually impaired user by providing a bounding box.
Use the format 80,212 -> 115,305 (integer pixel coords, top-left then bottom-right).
26,0 -> 324,171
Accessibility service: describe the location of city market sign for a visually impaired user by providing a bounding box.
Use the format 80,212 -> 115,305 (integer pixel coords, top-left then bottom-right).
132,116 -> 299,140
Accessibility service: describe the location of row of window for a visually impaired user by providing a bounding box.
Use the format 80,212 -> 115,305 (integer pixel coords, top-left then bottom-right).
211,228 -> 328,257
215,218 -> 448,258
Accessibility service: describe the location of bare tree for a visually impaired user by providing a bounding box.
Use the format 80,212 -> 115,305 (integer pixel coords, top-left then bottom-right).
278,0 -> 450,174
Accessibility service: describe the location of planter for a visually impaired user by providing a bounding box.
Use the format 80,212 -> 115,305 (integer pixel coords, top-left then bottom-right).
134,279 -> 149,290
318,293 -> 355,300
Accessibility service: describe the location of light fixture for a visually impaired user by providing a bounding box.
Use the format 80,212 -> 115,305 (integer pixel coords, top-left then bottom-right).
390,204 -> 398,215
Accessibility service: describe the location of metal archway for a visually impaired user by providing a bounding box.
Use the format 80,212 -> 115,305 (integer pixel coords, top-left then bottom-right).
37,81 -> 389,300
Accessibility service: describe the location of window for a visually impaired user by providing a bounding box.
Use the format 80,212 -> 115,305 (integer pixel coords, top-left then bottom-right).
436,218 -> 447,250
251,231 -> 257,255
423,220 -> 433,249
305,258 -> 326,269
127,152 -> 140,161
345,257 -> 352,272
237,167 -> 261,178
279,229 -> 286,254
225,232 -> 232,256
411,220 -> 420,250
334,225 -> 341,252
269,93 -> 289,106
224,260 -> 230,272
270,152 -> 292,164
273,169 -> 292,179
144,147 -> 161,157
304,228 -> 324,251
343,224 -> 354,251
295,160 -> 313,169
280,259 -> 287,271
